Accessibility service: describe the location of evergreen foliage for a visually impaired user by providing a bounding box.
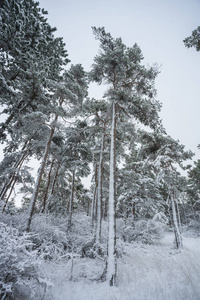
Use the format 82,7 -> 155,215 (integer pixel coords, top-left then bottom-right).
183,26 -> 200,52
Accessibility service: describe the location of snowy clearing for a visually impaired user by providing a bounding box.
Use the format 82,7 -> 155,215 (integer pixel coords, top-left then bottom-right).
39,232 -> 200,300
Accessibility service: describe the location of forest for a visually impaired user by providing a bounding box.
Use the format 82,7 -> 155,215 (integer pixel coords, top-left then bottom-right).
0,1 -> 200,299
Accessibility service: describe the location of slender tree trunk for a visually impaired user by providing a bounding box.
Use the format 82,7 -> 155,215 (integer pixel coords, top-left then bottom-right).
107,101 -> 117,286
26,125 -> 56,232
87,197 -> 90,216
96,130 -> 105,245
68,170 -> 75,231
2,177 -> 18,211
0,132 -> 38,202
50,164 -> 60,196
103,196 -> 108,219
91,164 -> 98,227
176,198 -> 182,233
181,201 -> 188,225
0,151 -> 28,201
2,152 -> 28,211
171,191 -> 183,249
132,201 -> 135,217
46,164 -> 60,212
131,200 -> 136,226
41,159 -> 55,213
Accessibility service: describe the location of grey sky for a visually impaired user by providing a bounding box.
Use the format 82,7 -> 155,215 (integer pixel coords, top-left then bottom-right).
39,0 -> 200,161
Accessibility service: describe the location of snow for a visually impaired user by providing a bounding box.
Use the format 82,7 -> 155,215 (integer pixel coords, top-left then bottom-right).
40,232 -> 200,300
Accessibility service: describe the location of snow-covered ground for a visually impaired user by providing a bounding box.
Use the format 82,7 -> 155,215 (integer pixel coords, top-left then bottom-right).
40,232 -> 200,300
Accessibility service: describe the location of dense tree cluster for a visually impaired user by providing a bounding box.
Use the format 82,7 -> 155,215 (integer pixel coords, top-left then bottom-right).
0,1 -> 199,296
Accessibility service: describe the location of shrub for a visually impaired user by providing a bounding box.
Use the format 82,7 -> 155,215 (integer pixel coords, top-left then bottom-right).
30,214 -> 69,260
121,213 -> 167,244
0,222 -> 44,299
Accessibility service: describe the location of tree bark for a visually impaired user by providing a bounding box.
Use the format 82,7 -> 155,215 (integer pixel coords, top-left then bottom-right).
96,129 -> 105,245
107,101 -> 117,286
0,151 -> 28,201
45,163 -> 60,212
2,152 -> 28,211
176,198 -> 182,233
0,132 -> 38,202
41,158 -> 55,213
91,164 -> 98,227
2,177 -> 17,212
68,169 -> 75,231
171,191 -> 183,249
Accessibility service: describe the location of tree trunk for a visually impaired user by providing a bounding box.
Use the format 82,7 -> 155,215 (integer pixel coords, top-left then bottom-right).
0,132 -> 38,203
2,152 -> 28,211
91,164 -> 98,227
2,177 -> 17,212
45,163 -> 60,212
0,151 -> 27,201
107,101 -> 117,286
68,169 -> 75,231
26,126 -> 56,232
96,130 -> 105,245
50,164 -> 60,196
171,191 -> 183,249
176,198 -> 182,233
41,159 -> 55,213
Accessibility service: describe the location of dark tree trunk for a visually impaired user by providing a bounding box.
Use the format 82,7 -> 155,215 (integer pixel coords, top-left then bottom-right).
91,164 -> 98,227
2,152 -> 28,211
41,159 -> 55,213
68,169 -> 75,231
171,191 -> 183,249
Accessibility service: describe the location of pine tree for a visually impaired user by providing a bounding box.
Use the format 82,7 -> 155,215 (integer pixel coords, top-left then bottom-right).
82,97 -> 110,237
184,26 -> 200,52
186,160 -> 200,221
26,64 -> 89,231
0,0 -> 69,212
138,130 -> 194,249
0,0 -> 69,140
90,27 -> 161,285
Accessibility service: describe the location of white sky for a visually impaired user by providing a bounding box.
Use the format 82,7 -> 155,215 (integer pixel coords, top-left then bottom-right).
38,0 -> 200,162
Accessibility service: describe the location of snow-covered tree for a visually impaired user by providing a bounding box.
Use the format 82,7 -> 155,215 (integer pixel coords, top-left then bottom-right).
184,26 -> 200,52
138,130 -> 194,249
26,64 -> 89,231
90,27 -> 161,285
186,160 -> 200,223
0,0 -> 68,140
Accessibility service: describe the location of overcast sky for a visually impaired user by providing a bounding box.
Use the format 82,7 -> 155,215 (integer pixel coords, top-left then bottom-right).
39,0 -> 200,161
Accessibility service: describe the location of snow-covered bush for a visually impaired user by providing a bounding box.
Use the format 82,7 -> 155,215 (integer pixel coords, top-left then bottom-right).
121,213 -> 167,244
136,219 -> 166,244
0,222 -> 44,299
184,219 -> 200,237
30,214 -> 69,260
30,213 -> 99,260
0,211 -> 28,232
68,213 -> 106,258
